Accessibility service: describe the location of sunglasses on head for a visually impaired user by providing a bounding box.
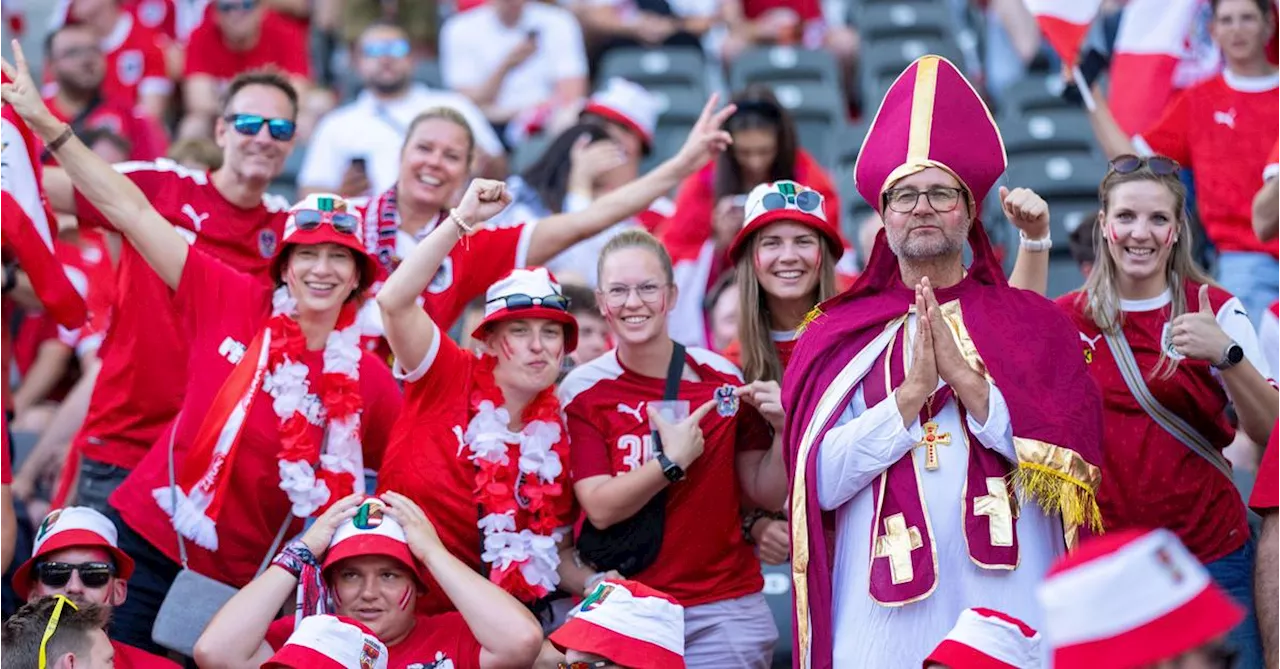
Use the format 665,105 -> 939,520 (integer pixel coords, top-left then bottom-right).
39,595 -> 79,669
225,113 -> 296,141
487,293 -> 571,312
362,38 -> 411,59
35,561 -> 115,589
1109,154 -> 1180,176
216,0 -> 257,11
761,188 -> 822,214
293,209 -> 360,235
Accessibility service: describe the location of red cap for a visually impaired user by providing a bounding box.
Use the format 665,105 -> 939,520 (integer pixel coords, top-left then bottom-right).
581,78 -> 660,149
263,614 -> 388,669
855,55 -> 1006,213
269,193 -> 376,294
728,180 -> 844,263
471,267 -> 579,352
14,507 -> 135,600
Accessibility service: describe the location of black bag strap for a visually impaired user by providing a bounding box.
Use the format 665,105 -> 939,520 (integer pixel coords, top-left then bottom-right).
651,342 -> 685,455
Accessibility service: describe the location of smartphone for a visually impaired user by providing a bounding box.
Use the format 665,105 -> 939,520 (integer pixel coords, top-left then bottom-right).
349,156 -> 368,172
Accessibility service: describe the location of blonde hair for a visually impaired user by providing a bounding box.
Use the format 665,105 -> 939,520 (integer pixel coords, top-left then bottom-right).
402,106 -> 476,166
736,233 -> 838,383
596,229 -> 675,286
1078,164 -> 1213,379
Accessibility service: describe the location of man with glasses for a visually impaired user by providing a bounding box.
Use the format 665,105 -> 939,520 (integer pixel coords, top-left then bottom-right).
54,0 -> 172,120
784,56 -> 1103,669
12,507 -> 178,667
299,22 -> 505,198
179,0 -> 310,139
2,596 -> 115,669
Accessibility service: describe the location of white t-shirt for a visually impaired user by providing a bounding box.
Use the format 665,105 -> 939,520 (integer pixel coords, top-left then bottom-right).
575,0 -> 720,17
440,2 -> 588,113
297,84 -> 504,194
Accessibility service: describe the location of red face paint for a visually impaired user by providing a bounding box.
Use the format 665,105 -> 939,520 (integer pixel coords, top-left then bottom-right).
1106,223 -> 1119,244
1162,225 -> 1176,248
397,584 -> 413,611
498,334 -> 516,361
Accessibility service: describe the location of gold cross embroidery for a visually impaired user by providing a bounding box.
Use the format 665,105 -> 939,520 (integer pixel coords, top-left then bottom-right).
915,421 -> 951,470
873,513 -> 924,584
974,477 -> 1014,547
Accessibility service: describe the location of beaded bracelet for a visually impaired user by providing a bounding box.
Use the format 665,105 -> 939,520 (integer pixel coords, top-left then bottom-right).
271,540 -> 319,579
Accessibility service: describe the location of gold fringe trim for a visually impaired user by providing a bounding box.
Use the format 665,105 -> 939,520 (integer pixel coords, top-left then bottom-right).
1010,463 -> 1104,535
796,304 -> 824,335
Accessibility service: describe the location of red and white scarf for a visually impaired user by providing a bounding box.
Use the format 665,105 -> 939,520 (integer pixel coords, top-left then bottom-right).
153,287 -> 365,550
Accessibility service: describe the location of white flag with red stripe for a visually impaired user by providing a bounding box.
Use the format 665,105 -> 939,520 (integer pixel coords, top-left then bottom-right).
1109,0 -> 1199,134
2,82 -> 88,328
1023,0 -> 1103,67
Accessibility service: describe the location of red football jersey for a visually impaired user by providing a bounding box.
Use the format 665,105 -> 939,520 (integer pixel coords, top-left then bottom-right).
71,160 -> 290,471
183,10 -> 310,83
1251,421 -> 1279,512
99,13 -> 171,110
44,94 -> 168,162
559,347 -> 770,606
112,640 -> 180,669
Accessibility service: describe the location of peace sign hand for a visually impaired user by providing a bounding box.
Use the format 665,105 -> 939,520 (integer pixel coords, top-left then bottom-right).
671,94 -> 737,177
0,40 -> 58,133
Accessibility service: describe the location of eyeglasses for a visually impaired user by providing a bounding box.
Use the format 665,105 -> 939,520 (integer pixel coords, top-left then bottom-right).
487,293 -> 571,312
762,188 -> 822,213
216,0 -> 257,12
361,38 -> 411,59
225,113 -> 296,141
35,562 -> 115,589
557,662 -> 613,669
883,186 -> 965,214
292,208 -> 360,235
601,283 -> 666,308
39,595 -> 79,669
1109,154 -> 1180,176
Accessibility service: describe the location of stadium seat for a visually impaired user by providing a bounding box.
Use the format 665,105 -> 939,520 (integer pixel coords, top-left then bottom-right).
859,37 -> 963,106
414,59 -> 443,90
1047,256 -> 1085,298
510,133 -> 553,174
597,47 -> 707,97
855,1 -> 953,42
831,118 -> 871,173
999,73 -> 1074,117
729,46 -> 841,91
1001,109 -> 1097,157
641,88 -> 708,170
767,82 -> 845,160
1006,152 -> 1107,201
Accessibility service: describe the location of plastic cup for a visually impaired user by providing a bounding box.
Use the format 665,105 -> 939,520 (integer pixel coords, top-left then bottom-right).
648,400 -> 691,430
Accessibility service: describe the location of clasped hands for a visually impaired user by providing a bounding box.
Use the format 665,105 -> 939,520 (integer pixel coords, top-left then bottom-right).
895,277 -> 989,427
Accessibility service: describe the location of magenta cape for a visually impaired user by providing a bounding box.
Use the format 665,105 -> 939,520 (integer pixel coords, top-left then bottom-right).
781,222 -> 1104,669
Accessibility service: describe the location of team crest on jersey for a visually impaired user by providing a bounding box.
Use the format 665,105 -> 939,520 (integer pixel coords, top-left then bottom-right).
426,257 -> 454,294
36,510 -> 63,542
116,50 -> 144,86
258,229 -> 278,258
360,639 -> 382,669
407,652 -> 456,669
714,384 -> 739,417
137,0 -> 168,28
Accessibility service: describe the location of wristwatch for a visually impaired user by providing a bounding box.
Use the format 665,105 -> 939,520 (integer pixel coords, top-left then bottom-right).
1213,341 -> 1245,370
657,453 -> 685,483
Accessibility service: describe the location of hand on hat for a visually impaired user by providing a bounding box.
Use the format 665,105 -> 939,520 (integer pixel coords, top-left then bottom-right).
0,40 -> 58,133
736,380 -> 784,433
999,187 -> 1050,240
454,179 -> 513,230
379,491 -> 444,564
299,493 -> 364,556
1170,284 -> 1232,362
672,94 -> 737,177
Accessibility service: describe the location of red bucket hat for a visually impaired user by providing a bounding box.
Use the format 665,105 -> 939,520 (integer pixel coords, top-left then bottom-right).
269,193 -> 376,295
263,614 -> 389,669
322,498 -> 430,589
470,267 -> 579,352
13,507 -> 135,600
1037,528 -> 1244,669
582,78 -> 661,151
550,579 -> 685,669
728,180 -> 845,263
925,607 -> 1042,669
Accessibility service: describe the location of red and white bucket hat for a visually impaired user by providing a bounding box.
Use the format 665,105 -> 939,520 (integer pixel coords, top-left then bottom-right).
263,614 -> 389,669
1037,528 -> 1244,669
270,193 -> 376,294
470,267 -> 579,352
323,498 -> 430,588
582,78 -> 661,151
549,579 -> 685,669
729,180 -> 845,263
13,506 -> 135,599
924,607 -> 1042,669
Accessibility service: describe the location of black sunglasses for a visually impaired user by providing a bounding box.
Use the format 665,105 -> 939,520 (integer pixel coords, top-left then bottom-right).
225,113 -> 296,141
293,209 -> 360,235
762,187 -> 822,214
35,561 -> 115,589
487,293 -> 571,312
1110,154 -> 1180,176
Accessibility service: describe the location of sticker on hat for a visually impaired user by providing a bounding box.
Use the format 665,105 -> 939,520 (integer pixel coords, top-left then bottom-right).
354,499 -> 386,530
36,509 -> 63,543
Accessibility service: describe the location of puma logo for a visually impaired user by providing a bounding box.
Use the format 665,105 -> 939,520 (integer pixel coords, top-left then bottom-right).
1079,332 -> 1102,350
616,402 -> 646,423
1213,108 -> 1236,129
181,203 -> 209,232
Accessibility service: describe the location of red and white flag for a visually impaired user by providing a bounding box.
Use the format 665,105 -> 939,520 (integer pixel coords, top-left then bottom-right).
1109,0 -> 1199,135
1023,0 -> 1103,68
2,81 -> 88,329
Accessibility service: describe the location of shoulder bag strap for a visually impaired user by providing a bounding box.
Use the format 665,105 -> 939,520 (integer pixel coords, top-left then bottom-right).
1102,328 -> 1234,480
650,343 -> 687,455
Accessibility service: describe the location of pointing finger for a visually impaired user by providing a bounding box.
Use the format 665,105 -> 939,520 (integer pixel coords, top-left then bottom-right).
689,398 -> 717,423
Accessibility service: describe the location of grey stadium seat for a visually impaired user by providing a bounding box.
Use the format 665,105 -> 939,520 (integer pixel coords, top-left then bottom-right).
831,119 -> 871,173
1000,109 -> 1098,157
643,89 -> 708,170
859,37 -> 963,107
1006,152 -> 1107,201
1047,256 -> 1086,298
730,46 -> 841,91
856,1 -> 953,42
597,47 -> 706,97
767,82 -> 846,161
999,73 -> 1073,117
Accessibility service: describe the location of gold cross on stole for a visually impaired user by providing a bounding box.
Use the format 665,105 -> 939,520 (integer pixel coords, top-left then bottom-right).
915,422 -> 951,470
873,513 -> 924,584
974,477 -> 1014,547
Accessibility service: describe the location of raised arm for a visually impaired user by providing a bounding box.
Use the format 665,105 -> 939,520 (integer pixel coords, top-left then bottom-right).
524,94 -> 736,266
1085,82 -> 1139,160
1253,178 -> 1278,242
1000,186 -> 1052,296
2,41 -> 188,290
374,179 -> 511,372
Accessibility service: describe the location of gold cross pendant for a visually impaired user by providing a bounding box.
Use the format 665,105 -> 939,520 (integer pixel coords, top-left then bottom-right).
917,421 -> 952,470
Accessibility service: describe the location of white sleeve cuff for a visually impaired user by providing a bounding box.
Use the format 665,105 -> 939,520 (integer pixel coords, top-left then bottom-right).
966,380 -> 1016,462
392,322 -> 442,383
515,220 -> 539,269
816,393 -> 921,510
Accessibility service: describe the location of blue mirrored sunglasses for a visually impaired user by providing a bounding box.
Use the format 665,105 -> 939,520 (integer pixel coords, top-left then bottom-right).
225,113 -> 296,141
362,39 -> 411,59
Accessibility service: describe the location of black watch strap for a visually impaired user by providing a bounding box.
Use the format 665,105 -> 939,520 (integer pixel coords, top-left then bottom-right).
1214,342 -> 1245,370
657,453 -> 684,482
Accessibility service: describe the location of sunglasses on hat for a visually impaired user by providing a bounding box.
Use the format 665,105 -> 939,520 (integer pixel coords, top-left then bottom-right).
487,293 -> 571,312
1109,154 -> 1180,176
293,209 -> 360,235
35,561 -> 115,589
762,188 -> 822,213
225,113 -> 297,141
